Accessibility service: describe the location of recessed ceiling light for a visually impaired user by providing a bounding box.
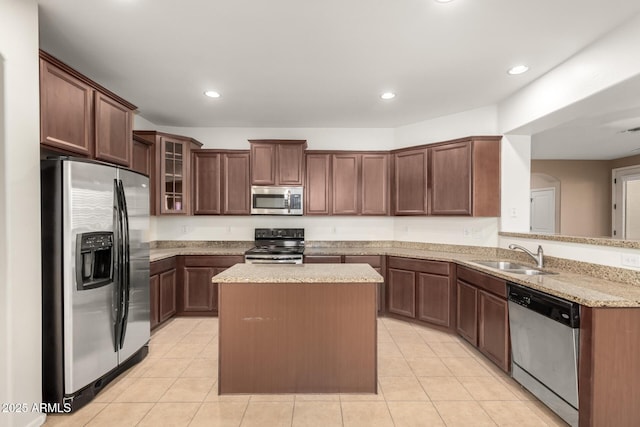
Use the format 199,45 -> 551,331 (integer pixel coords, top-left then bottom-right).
204,90 -> 221,98
507,65 -> 529,75
380,92 -> 396,100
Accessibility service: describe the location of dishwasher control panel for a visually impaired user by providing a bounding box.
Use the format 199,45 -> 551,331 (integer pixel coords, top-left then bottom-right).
508,283 -> 580,328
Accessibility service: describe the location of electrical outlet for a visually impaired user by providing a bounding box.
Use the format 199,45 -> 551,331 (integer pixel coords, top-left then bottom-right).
181,225 -> 190,234
621,253 -> 640,268
463,228 -> 471,237
510,208 -> 518,218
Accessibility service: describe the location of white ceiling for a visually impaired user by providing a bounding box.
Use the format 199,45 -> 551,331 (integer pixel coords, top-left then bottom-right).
37,0 -> 640,128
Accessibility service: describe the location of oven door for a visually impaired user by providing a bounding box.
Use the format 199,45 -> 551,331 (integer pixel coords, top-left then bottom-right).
251,186 -> 303,215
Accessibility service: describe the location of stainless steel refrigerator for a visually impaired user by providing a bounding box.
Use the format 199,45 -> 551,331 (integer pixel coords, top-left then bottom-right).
41,157 -> 150,411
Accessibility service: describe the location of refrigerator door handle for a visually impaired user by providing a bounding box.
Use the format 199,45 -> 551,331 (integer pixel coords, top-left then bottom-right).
118,179 -> 131,349
113,179 -> 124,353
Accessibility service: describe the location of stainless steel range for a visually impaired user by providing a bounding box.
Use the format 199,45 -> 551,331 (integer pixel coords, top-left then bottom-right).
244,228 -> 304,264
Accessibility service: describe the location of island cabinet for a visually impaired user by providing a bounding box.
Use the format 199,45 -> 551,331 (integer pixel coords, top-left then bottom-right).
249,140 -> 307,186
40,50 -> 136,167
150,257 -> 178,330
392,148 -> 429,215
133,131 -> 203,216
456,265 -> 509,372
305,151 -> 389,215
387,257 -> 455,329
429,136 -> 501,216
177,255 -> 244,316
191,150 -> 251,215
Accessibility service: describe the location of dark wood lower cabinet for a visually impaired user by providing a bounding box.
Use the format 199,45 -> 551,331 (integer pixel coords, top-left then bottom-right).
303,255 -> 343,263
158,269 -> 177,323
456,280 -> 478,345
150,257 -> 178,330
387,268 -> 416,318
417,273 -> 451,327
178,255 -> 244,316
478,290 -> 509,371
150,274 -> 160,329
455,265 -> 509,373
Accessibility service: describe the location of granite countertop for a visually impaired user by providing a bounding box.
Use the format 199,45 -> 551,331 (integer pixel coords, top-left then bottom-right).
150,243 -> 640,307
211,263 -> 384,283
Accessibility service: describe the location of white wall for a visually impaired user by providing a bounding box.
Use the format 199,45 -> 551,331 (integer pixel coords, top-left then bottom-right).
498,13 -> 640,134
393,217 -> 499,247
156,126 -> 395,151
500,135 -> 531,233
393,105 -> 498,149
0,1 -> 44,426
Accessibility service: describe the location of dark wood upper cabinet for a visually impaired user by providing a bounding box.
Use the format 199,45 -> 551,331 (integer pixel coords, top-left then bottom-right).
222,152 -> 251,214
392,148 -> 428,215
305,153 -> 332,215
429,137 -> 500,216
39,51 -> 136,166
277,143 -> 305,185
131,135 -> 152,176
40,58 -> 94,157
192,151 -> 222,215
94,92 -> 132,166
133,131 -> 203,216
191,150 -> 250,215
361,154 -> 389,215
332,153 -> 360,215
429,141 -> 471,215
250,142 -> 276,185
250,140 -> 307,186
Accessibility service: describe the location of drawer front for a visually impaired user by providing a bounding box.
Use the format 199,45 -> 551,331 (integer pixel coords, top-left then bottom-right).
388,256 -> 450,276
183,255 -> 244,268
344,255 -> 382,268
304,255 -> 343,263
150,256 -> 177,275
457,265 -> 506,298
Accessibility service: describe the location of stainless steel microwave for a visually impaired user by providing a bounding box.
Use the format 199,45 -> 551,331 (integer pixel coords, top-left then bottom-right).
251,186 -> 304,215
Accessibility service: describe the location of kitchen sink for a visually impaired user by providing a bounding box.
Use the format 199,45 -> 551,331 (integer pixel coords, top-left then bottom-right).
471,260 -> 557,275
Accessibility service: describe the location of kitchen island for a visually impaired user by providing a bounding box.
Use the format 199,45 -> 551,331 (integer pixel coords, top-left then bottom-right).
212,263 -> 382,394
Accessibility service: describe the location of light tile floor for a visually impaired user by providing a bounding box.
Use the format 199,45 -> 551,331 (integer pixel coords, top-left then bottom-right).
44,317 -> 568,426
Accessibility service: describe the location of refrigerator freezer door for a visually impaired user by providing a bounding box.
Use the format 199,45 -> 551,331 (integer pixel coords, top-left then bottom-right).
63,160 -> 119,394
117,168 -> 150,363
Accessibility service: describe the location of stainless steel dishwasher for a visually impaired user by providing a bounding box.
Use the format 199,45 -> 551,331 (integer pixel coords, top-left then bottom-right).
508,283 -> 580,427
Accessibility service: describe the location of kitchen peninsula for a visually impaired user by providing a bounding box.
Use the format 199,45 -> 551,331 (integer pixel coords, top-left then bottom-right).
212,263 -> 383,394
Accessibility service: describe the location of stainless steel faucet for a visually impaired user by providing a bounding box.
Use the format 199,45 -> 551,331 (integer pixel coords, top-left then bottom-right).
509,244 -> 544,268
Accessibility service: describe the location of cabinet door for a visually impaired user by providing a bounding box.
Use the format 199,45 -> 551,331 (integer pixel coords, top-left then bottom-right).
417,273 -> 451,327
223,152 -> 251,214
361,154 -> 389,215
277,143 -> 305,185
94,92 -> 132,167
192,151 -> 222,214
332,153 -> 360,215
393,149 -> 428,215
40,58 -> 93,156
159,269 -> 177,323
150,274 -> 160,329
131,138 -> 152,176
160,137 -> 188,214
456,280 -> 478,346
430,141 -> 472,215
305,154 -> 331,215
387,268 -> 416,318
478,290 -> 510,372
183,266 -> 215,312
251,143 -> 276,185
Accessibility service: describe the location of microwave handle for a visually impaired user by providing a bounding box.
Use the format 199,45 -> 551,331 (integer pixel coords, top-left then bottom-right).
286,190 -> 291,213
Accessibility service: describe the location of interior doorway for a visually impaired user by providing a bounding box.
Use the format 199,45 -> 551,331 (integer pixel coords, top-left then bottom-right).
613,166 -> 640,239
530,188 -> 556,234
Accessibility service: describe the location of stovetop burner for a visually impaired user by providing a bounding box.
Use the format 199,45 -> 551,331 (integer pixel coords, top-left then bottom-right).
244,228 -> 305,260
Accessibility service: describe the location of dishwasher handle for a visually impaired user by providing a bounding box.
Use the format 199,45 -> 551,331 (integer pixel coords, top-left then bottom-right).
508,282 -> 580,328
